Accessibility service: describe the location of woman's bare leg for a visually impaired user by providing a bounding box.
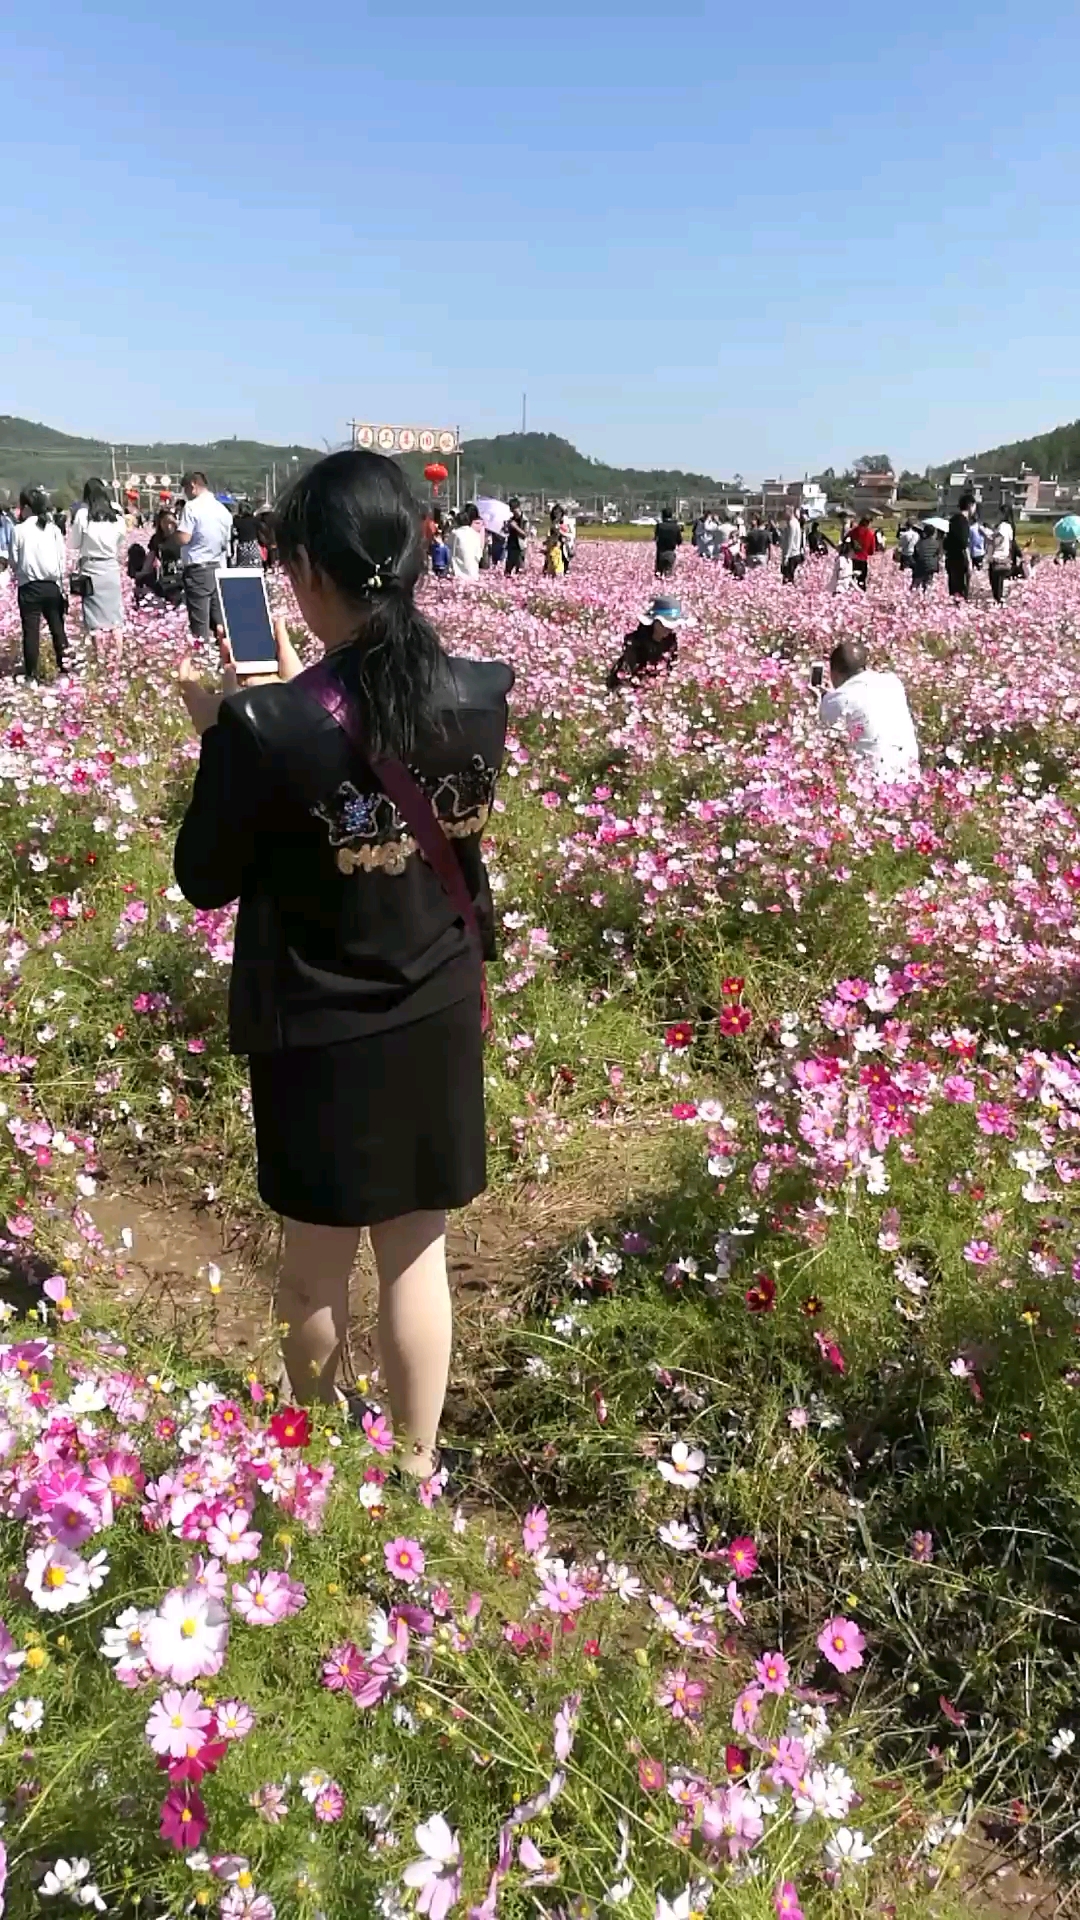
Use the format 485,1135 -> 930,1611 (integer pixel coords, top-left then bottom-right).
276,1219 -> 362,1404
369,1210 -> 451,1478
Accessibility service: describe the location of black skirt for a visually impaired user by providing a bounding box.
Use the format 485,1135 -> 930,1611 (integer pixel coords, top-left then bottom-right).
248,993 -> 486,1227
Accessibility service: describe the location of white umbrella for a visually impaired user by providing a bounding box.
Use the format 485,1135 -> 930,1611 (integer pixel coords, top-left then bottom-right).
476,497 -> 511,533
922,516 -> 949,533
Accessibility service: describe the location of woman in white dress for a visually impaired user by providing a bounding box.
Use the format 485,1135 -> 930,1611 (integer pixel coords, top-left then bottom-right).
71,477 -> 125,650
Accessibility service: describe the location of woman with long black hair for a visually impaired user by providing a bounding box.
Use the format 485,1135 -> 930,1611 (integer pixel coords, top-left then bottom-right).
11,488 -> 68,680
174,451 -> 513,1481
71,477 -> 125,647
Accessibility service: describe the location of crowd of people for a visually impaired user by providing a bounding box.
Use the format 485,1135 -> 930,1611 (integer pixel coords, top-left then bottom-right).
0,474 -> 281,678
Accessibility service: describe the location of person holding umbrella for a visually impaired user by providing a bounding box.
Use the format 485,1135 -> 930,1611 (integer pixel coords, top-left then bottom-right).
1055,514 -> 1080,563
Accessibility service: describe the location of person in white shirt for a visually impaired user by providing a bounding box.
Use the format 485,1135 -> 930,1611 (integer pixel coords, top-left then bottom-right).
177,471 -> 233,642
831,538 -> 856,594
989,516 -> 1014,604
449,506 -> 485,581
11,488 -> 69,680
817,638 -> 919,781
71,477 -> 125,641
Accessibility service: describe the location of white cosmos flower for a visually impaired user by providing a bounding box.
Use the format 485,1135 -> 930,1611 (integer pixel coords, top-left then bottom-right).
657,1520 -> 699,1552
40,1857 -> 91,1896
1049,1728 -> 1076,1759
9,1695 -> 44,1732
825,1827 -> 875,1871
657,1442 -> 706,1490
26,1544 -> 97,1612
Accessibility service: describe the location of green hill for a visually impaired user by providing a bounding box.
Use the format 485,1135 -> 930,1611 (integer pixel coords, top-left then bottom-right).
0,417 -> 723,512
939,417 -> 1080,480
399,431 -> 722,502
0,417 -> 322,507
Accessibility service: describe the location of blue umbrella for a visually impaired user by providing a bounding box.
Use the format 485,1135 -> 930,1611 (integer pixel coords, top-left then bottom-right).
216,492 -> 237,506
1054,514 -> 1080,542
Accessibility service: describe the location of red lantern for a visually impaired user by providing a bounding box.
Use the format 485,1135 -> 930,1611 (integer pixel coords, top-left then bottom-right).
424,462 -> 449,493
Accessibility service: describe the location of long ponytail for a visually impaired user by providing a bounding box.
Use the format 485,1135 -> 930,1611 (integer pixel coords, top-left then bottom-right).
275,450 -> 445,760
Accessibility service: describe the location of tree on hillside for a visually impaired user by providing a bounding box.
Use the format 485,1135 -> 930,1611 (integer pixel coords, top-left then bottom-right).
897,469 -> 936,501
854,453 -> 893,474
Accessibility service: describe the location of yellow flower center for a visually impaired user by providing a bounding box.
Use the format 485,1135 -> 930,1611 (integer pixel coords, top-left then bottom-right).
110,1474 -> 134,1496
44,1566 -> 67,1588
171,1714 -> 184,1728
181,1617 -> 198,1638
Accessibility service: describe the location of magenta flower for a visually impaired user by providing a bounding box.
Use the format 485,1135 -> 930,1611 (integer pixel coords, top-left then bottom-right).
774,1882 -> 805,1920
700,1782 -> 765,1859
755,1649 -> 790,1696
726,1536 -> 758,1579
817,1615 -> 866,1674
159,1785 -> 208,1851
911,1530 -> 934,1564
231,1568 -> 307,1626
638,1756 -> 665,1792
145,1688 -> 213,1759
314,1780 -> 345,1823
976,1101 -> 1013,1136
522,1506 -> 549,1554
384,1536 -> 426,1585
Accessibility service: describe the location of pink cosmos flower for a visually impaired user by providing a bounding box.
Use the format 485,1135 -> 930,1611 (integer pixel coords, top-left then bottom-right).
145,1688 -> 212,1759
774,1882 -> 805,1920
159,1785 -> 208,1851
755,1650 -> 790,1696
656,1668 -> 707,1720
231,1569 -> 307,1626
638,1756 -> 665,1793
522,1506 -> 549,1553
536,1573 -> 586,1615
0,1623 -> 26,1695
362,1409 -> 394,1456
553,1692 -> 581,1760
43,1275 -> 78,1322
731,1685 -> 764,1734
700,1782 -> 764,1858
314,1781 -> 345,1823
214,1699 -> 256,1740
963,1239 -> 997,1266
402,1814 -> 462,1920
976,1102 -> 1013,1136
911,1530 -> 934,1564
384,1536 -> 426,1585
942,1074 -> 975,1103
249,1782 -> 289,1823
817,1615 -> 866,1674
322,1642 -> 366,1693
205,1509 -> 262,1565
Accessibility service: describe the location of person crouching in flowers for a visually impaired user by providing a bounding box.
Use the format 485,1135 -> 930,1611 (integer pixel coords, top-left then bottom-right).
174,451 -> 514,1481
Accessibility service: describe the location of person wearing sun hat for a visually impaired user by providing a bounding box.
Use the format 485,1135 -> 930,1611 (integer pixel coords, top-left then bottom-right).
606,594 -> 695,689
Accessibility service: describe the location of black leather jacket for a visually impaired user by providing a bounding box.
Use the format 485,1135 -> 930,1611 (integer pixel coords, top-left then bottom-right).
174,652 -> 514,1053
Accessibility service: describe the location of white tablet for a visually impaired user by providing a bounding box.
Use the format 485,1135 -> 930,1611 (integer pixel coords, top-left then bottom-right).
215,568 -> 277,675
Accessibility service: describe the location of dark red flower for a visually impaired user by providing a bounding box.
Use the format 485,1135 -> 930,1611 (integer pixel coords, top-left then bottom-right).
725,1743 -> 751,1776
269,1406 -> 311,1449
800,1295 -> 823,1317
744,1274 -> 776,1313
664,1022 -> 694,1052
721,977 -> 745,997
162,1738 -> 227,1785
718,1005 -> 753,1037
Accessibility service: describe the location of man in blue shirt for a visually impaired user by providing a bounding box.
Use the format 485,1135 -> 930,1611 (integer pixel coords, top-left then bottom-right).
969,516 -> 987,572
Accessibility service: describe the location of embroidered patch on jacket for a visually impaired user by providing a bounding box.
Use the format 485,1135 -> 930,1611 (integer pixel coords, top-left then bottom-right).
312,757 -> 496,876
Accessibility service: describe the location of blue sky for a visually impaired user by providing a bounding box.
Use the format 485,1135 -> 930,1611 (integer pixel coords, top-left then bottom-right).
5,1 -> 1077,479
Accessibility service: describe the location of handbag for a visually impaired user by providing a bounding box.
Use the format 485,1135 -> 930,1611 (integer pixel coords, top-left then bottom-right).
69,571 -> 93,597
298,659 -> 491,1033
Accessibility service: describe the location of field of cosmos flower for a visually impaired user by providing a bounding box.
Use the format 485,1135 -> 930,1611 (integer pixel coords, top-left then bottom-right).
0,538 -> 1079,1917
